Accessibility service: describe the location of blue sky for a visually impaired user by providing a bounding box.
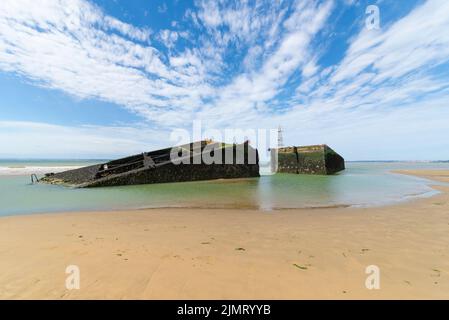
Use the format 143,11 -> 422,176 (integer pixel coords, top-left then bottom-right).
0,0 -> 448,160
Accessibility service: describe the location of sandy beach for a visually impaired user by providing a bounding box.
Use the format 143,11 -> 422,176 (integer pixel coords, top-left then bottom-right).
0,169 -> 448,299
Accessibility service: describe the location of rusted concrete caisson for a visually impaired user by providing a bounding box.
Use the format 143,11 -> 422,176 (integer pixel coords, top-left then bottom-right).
40,141 -> 260,188
271,144 -> 345,175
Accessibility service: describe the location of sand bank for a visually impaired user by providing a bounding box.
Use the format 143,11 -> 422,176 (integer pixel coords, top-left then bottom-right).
0,170 -> 448,299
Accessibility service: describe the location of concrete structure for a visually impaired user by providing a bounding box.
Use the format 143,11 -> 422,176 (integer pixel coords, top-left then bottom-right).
271,144 -> 345,175
40,141 -> 259,187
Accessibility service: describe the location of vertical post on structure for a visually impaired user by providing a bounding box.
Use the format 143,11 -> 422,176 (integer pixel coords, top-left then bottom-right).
277,125 -> 284,148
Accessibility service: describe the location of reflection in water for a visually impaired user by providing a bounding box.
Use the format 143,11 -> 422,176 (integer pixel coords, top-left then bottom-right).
256,174 -> 338,210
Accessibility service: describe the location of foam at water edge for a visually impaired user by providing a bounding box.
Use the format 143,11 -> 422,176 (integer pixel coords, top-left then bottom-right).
0,166 -> 82,176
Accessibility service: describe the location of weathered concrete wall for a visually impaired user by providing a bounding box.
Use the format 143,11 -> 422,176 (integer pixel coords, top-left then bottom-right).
86,162 -> 259,188
40,164 -> 101,186
40,141 -> 260,188
272,145 -> 344,175
276,151 -> 298,174
324,146 -> 346,174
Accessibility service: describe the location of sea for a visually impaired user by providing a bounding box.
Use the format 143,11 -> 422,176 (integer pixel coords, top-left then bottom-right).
0,159 -> 448,216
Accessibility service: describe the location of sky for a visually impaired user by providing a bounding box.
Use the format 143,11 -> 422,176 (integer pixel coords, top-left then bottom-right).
0,0 -> 448,160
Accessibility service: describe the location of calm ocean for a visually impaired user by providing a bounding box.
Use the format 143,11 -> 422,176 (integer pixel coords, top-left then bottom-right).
0,160 -> 448,216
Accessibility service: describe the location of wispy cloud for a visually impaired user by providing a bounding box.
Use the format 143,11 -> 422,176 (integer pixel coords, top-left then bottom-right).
276,0 -> 449,142
0,0 -> 332,127
0,0 -> 449,159
0,120 -> 167,158
0,0 -> 209,126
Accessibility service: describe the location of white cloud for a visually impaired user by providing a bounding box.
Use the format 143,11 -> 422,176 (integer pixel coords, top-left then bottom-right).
263,0 -> 449,159
194,0 -> 334,127
0,121 -> 169,158
0,0 -> 448,160
0,0 -> 209,127
158,29 -> 179,48
0,0 -> 332,131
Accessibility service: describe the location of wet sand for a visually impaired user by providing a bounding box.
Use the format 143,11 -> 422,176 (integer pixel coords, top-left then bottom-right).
0,170 -> 448,299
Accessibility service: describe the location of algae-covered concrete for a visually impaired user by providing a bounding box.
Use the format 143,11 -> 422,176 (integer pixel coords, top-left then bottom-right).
272,144 -> 345,175
40,141 -> 259,188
